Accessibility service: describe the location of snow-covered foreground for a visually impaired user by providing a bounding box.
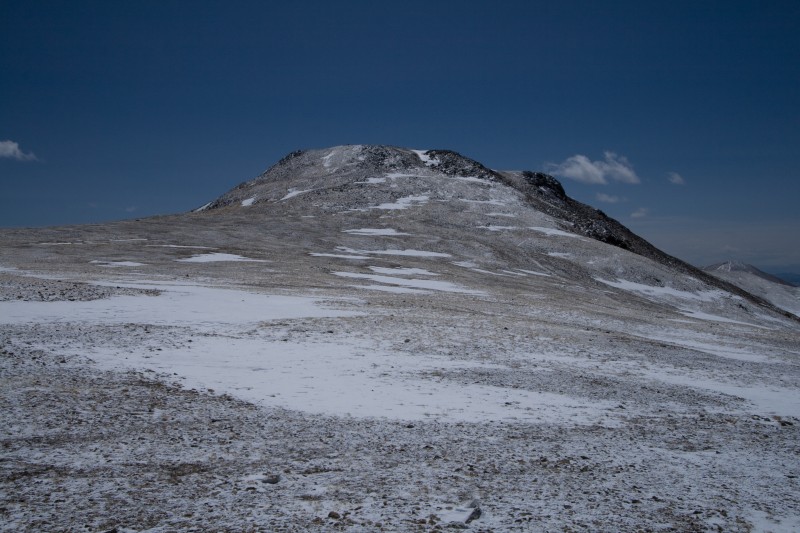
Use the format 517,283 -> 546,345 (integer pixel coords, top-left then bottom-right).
1,281 -> 613,425
2,266 -> 800,532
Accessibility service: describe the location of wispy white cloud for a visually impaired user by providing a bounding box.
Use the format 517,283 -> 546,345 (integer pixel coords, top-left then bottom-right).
548,151 -> 640,185
596,192 -> 624,203
631,207 -> 649,218
667,172 -> 685,185
0,140 -> 37,161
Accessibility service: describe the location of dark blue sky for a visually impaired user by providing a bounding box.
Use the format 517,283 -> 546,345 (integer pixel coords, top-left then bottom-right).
2,1 -> 798,270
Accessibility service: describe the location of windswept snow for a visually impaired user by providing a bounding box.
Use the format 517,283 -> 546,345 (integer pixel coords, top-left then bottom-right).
633,331 -> 778,364
679,309 -> 768,328
309,253 -> 371,260
372,195 -> 429,210
334,247 -> 451,258
450,176 -> 486,183
349,284 -> 430,294
478,225 -> 519,232
343,228 -> 410,236
364,249 -> 450,258
515,268 -> 551,277
146,244 -> 216,249
368,266 -> 439,276
280,188 -> 312,201
459,198 -> 507,206
597,278 -> 730,302
412,149 -> 440,166
385,172 -> 420,180
529,226 -> 583,238
89,260 -> 145,268
176,253 -> 267,263
334,272 -> 484,295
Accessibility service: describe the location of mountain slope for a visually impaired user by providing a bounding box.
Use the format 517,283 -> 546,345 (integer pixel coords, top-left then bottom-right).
195,144 -> 793,321
1,145 -> 799,531
705,260 -> 794,286
705,260 -> 800,316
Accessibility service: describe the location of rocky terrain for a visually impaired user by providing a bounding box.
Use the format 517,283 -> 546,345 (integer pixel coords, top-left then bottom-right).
2,145 -> 799,532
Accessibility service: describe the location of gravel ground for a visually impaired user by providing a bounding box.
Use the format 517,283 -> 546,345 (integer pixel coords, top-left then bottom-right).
1,148 -> 799,531
2,272 -> 799,532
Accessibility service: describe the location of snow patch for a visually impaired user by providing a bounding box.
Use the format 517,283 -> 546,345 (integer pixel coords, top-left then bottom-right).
336,247 -> 451,258
412,149 -> 440,166
176,253 -> 267,263
368,266 -> 439,276
529,227 -> 582,238
385,172 -> 420,180
355,176 -> 387,184
146,244 -> 216,249
349,284 -> 430,294
309,253 -> 371,260
637,332 -> 777,363
372,195 -> 429,210
241,197 -> 256,207
459,198 -> 507,206
89,260 -> 145,268
0,282 -> 356,330
451,176 -> 486,184
516,269 -> 551,277
0,283 -> 624,424
280,188 -> 312,201
679,310 -> 768,328
343,228 -> 410,236
334,272 -> 485,295
637,363 -> 800,418
478,225 -> 519,232
597,278 -> 729,302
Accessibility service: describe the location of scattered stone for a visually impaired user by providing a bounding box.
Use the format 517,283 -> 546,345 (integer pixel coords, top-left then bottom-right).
465,507 -> 481,523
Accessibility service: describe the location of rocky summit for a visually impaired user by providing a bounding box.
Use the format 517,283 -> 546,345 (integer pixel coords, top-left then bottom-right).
1,145 -> 799,531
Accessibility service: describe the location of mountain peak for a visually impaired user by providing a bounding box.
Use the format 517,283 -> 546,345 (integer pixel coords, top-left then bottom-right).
188,145 -> 794,318
704,261 -> 794,287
